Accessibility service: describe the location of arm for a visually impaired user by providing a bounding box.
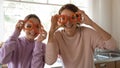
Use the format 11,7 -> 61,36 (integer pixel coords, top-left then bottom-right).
79,10 -> 111,41
90,22 -> 117,50
31,42 -> 45,68
45,15 -> 60,65
0,20 -> 23,64
90,29 -> 117,50
90,21 -> 111,41
45,32 -> 59,65
79,10 -> 117,50
0,29 -> 20,64
31,28 -> 47,68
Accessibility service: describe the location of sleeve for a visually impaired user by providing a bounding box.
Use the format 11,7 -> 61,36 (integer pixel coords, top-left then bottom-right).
91,29 -> 117,51
100,37 -> 117,50
0,29 -> 20,64
31,42 -> 46,68
45,32 -> 59,65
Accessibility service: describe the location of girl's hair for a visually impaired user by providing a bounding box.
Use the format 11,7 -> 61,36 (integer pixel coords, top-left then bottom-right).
24,14 -> 41,24
59,4 -> 79,14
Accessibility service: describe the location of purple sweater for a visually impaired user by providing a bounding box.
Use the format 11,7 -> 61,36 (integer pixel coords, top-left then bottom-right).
0,30 -> 45,68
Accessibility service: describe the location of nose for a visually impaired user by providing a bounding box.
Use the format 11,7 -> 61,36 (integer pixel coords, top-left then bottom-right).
32,27 -> 39,34
66,19 -> 71,25
31,28 -> 35,32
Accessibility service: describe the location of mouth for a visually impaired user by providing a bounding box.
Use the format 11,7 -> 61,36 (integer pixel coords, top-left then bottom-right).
29,32 -> 38,37
64,23 -> 74,29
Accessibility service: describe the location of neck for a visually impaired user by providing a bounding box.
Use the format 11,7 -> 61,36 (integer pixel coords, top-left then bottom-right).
25,37 -> 34,42
65,27 -> 78,37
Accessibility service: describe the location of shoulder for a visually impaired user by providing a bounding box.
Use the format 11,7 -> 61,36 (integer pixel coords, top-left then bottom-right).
80,26 -> 96,33
35,42 -> 46,48
17,37 -> 26,43
54,29 -> 63,36
41,43 -> 46,48
40,43 -> 46,53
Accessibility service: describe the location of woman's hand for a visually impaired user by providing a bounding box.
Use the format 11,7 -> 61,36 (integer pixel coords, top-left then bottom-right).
15,20 -> 25,32
36,29 -> 47,42
77,10 -> 94,26
50,14 -> 62,33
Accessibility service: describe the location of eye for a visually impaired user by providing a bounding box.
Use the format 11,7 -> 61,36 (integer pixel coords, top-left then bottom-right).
36,25 -> 40,29
76,14 -> 81,18
71,15 -> 77,20
25,24 -> 32,29
59,17 -> 65,21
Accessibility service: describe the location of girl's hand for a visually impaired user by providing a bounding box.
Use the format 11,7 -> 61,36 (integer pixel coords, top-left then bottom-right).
16,20 -> 25,31
77,10 -> 94,26
50,14 -> 62,33
36,29 -> 47,42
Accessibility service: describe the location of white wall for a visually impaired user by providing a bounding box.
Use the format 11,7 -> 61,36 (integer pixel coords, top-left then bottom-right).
0,0 -> 4,41
92,0 -> 120,49
92,0 -> 112,34
112,0 -> 120,49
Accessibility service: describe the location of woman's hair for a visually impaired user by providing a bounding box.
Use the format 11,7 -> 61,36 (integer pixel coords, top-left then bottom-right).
59,4 -> 79,14
24,14 -> 41,24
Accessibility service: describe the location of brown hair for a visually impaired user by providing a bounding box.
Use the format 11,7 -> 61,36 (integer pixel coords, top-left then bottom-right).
24,14 -> 41,24
59,4 -> 79,14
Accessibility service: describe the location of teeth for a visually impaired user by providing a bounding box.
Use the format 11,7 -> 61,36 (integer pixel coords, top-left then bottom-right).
30,32 -> 35,36
66,24 -> 73,28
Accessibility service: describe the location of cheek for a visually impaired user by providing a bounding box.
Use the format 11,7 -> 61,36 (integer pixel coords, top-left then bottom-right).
24,30 -> 30,34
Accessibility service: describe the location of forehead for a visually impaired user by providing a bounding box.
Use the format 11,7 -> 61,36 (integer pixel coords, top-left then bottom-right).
61,9 -> 75,16
26,18 -> 40,25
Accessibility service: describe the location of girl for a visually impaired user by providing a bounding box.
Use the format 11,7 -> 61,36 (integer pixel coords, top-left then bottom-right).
0,14 -> 47,68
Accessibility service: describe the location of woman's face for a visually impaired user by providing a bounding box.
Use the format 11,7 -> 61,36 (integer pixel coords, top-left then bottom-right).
24,18 -> 41,41
61,9 -> 78,36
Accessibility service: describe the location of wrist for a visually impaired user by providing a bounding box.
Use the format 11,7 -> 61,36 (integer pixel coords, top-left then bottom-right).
13,29 -> 21,36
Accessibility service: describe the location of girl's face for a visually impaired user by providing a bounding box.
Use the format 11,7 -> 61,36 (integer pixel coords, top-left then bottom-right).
24,18 -> 41,41
61,9 -> 78,36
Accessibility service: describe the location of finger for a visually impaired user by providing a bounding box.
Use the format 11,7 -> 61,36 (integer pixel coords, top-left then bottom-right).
38,33 -> 47,41
41,30 -> 47,37
17,20 -> 25,29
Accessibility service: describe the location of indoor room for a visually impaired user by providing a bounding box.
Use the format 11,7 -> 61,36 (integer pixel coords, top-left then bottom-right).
0,0 -> 120,68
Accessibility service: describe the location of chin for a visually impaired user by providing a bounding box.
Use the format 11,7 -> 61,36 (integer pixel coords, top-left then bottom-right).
66,31 -> 75,37
27,36 -> 35,40
29,38 -> 35,40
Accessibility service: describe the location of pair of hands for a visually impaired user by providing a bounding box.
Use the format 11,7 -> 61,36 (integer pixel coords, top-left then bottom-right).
50,10 -> 94,33
16,20 -> 47,42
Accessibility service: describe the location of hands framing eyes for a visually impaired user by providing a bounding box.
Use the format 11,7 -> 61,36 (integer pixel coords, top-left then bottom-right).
16,19 -> 47,42
36,29 -> 47,42
50,10 -> 83,33
16,20 -> 44,34
50,10 -> 94,31
58,12 -> 82,25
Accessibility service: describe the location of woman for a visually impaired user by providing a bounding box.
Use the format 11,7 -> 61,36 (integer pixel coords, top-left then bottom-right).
45,4 -> 117,68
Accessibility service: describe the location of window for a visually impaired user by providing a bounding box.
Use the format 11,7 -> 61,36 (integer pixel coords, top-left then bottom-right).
3,1 -> 61,42
3,0 -> 91,41
48,0 -> 70,5
22,0 -> 47,3
1,0 -> 92,67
